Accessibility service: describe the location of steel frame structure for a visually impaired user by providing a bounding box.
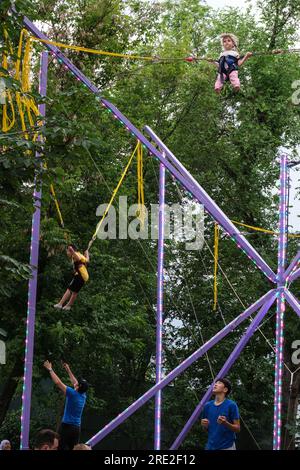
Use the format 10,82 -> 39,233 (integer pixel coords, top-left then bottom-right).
16,11 -> 300,451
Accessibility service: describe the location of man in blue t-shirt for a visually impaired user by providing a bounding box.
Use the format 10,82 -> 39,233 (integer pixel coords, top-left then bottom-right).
44,360 -> 88,450
201,377 -> 240,450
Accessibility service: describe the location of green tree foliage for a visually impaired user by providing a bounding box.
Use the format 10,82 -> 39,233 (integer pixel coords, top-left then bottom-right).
1,0 -> 300,450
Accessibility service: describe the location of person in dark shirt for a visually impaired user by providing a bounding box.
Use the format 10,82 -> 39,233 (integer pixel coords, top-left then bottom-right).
44,360 -> 88,450
201,378 -> 240,450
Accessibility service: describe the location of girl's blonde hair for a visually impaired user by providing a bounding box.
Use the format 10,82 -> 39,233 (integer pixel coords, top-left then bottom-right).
220,33 -> 239,50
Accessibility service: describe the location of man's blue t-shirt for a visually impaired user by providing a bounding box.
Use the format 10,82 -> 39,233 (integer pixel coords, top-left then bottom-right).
202,398 -> 239,450
62,386 -> 86,427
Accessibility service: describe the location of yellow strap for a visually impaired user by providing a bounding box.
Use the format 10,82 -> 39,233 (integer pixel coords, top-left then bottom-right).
13,30 -> 29,138
22,34 -> 40,145
34,35 -> 287,63
22,35 -> 32,92
15,92 -> 28,136
6,29 -> 39,143
88,142 -> 139,250
1,29 -> 16,132
15,29 -> 27,81
50,184 -> 65,228
137,141 -> 145,227
30,36 -> 154,61
2,90 -> 16,132
213,223 -> 219,311
231,220 -> 300,238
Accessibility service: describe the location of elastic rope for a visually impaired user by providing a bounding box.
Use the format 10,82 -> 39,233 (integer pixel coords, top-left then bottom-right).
1,29 -> 16,132
87,142 -> 139,250
30,36 -> 155,61
50,184 -> 65,228
231,219 -> 300,238
29,35 -> 300,62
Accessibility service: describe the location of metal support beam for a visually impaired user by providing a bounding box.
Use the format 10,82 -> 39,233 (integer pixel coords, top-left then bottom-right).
170,293 -> 276,449
86,291 -> 274,447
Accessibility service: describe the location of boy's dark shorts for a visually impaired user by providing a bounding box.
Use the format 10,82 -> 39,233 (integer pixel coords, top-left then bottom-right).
68,274 -> 85,293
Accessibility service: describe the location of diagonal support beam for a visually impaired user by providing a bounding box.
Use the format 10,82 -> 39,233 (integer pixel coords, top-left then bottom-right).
20,13 -> 277,284
283,250 -> 300,282
284,289 -> 300,319
170,292 -> 276,449
287,266 -> 300,284
86,290 -> 274,447
144,126 -> 277,283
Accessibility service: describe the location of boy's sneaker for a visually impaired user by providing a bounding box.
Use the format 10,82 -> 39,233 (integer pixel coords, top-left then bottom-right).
63,305 -> 71,311
54,304 -> 63,309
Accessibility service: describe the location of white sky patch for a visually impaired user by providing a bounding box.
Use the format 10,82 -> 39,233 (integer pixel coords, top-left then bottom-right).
288,166 -> 300,233
205,0 -> 249,9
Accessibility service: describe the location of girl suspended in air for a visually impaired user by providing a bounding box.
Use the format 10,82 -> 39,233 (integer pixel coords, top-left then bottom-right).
54,244 -> 89,311
211,33 -> 253,93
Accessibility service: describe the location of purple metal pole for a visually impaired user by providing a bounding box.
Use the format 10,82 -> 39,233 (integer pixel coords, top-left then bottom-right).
86,290 -> 274,447
144,126 -> 277,283
19,14 -> 278,284
20,51 -> 48,450
287,266 -> 300,284
273,154 -> 288,450
170,293 -> 276,450
284,290 -> 300,319
283,251 -> 300,281
154,162 -> 165,450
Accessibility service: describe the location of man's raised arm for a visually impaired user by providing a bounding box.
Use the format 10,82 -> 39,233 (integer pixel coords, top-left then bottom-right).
44,360 -> 67,394
62,362 -> 78,387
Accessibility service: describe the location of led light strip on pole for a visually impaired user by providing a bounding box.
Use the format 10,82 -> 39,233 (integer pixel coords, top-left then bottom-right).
273,154 -> 288,450
20,51 -> 48,450
154,161 -> 165,450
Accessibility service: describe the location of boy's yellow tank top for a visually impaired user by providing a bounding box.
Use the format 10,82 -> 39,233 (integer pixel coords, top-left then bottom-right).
73,252 -> 89,282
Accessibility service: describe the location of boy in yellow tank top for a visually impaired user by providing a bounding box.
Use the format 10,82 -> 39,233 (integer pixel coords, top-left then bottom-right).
54,244 -> 89,311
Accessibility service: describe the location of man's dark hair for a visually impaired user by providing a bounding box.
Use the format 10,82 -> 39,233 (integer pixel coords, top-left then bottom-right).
68,244 -> 77,251
217,377 -> 232,396
34,429 -> 59,449
77,378 -> 89,394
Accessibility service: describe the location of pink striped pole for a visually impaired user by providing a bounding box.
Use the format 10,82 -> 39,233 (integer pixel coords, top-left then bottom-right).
154,162 -> 165,449
273,154 -> 288,450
